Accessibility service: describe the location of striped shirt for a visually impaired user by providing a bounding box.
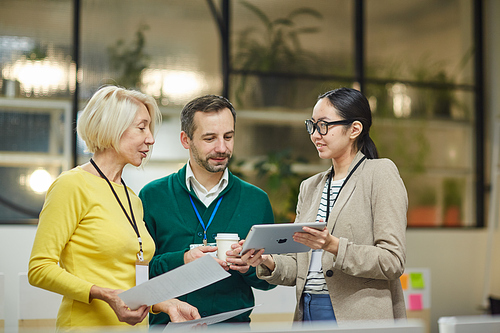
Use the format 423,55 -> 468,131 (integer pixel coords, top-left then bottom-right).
304,175 -> 345,294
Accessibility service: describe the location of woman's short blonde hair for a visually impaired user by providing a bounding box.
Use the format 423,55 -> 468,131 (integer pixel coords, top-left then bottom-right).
77,85 -> 162,154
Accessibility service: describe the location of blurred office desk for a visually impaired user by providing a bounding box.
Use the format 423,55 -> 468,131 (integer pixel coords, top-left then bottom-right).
181,320 -> 425,333
407,309 -> 431,333
250,284 -> 427,331
438,315 -> 500,333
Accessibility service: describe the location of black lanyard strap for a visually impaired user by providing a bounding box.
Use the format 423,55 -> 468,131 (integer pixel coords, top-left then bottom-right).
90,158 -> 143,260
326,156 -> 367,222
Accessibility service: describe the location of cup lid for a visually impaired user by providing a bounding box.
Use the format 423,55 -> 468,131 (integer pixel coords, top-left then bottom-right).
215,233 -> 240,240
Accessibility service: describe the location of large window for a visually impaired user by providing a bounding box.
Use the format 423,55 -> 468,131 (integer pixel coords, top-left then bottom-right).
0,0 -> 483,227
0,0 -> 73,222
365,0 -> 476,227
228,0 -> 481,227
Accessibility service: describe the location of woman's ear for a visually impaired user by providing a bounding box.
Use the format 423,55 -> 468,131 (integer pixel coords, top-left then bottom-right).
350,121 -> 363,140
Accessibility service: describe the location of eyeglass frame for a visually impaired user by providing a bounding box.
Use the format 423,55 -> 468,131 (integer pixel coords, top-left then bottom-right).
304,118 -> 356,135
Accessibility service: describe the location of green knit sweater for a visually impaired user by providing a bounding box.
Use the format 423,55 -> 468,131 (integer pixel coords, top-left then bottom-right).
139,165 -> 276,326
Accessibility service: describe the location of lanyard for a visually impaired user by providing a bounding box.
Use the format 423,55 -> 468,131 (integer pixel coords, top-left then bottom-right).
326,156 -> 366,222
90,159 -> 144,261
189,195 -> 223,245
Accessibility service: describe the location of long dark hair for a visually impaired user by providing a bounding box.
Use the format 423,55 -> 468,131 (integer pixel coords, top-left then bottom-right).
318,87 -> 378,159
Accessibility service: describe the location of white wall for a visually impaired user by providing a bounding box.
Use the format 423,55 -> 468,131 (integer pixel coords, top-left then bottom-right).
0,225 -> 38,332
406,230 -> 498,333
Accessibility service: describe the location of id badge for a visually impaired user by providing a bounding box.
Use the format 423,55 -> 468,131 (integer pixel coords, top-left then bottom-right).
135,260 -> 149,286
190,243 -> 217,257
309,249 -> 323,272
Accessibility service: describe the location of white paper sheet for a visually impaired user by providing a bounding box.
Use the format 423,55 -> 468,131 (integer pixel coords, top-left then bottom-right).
164,305 -> 258,331
119,255 -> 230,310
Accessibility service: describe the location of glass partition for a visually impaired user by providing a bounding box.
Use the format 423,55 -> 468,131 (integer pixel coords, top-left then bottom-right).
0,0 -> 73,222
0,0 -> 482,227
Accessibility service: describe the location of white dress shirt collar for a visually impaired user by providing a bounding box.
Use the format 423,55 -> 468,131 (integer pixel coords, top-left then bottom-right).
186,160 -> 229,207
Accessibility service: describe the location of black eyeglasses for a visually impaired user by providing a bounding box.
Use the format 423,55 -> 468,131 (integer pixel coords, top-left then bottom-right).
305,119 -> 355,135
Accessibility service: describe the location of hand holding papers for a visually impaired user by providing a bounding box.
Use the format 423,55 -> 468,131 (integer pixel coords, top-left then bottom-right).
119,255 -> 230,310
164,305 -> 259,331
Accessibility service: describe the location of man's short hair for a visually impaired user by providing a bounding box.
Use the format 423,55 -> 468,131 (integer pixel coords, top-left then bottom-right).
77,85 -> 162,153
181,95 -> 236,139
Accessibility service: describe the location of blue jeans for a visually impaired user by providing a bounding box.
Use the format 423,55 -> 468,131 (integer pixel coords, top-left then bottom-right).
302,293 -> 336,322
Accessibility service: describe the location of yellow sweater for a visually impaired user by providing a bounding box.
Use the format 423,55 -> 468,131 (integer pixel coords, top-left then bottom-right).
28,167 -> 155,330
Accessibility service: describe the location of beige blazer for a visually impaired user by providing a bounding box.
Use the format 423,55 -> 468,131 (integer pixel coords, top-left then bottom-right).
257,152 -> 408,323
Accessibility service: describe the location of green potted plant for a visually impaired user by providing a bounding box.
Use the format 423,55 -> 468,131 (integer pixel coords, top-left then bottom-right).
233,0 -> 323,108
407,185 -> 438,227
442,178 -> 463,227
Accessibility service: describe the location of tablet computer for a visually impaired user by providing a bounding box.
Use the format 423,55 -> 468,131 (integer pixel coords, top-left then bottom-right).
241,222 -> 327,255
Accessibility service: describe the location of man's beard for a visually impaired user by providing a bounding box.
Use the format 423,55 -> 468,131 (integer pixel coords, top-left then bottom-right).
192,145 -> 231,173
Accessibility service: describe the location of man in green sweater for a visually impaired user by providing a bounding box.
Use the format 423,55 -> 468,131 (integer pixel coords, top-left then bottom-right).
139,95 -> 276,327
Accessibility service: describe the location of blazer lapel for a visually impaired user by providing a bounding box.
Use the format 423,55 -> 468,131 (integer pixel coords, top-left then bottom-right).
310,171 -> 329,220
327,151 -> 366,234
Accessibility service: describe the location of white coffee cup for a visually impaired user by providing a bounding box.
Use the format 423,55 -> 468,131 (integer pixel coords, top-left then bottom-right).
215,233 -> 240,262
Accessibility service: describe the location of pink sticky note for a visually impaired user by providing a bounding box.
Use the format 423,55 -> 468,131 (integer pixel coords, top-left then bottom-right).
408,293 -> 423,310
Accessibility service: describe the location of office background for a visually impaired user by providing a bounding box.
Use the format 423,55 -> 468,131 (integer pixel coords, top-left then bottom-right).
0,1 -> 500,332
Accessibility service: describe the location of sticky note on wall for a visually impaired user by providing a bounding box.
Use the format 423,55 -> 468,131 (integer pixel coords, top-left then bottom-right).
400,274 -> 408,290
410,272 -> 425,289
409,293 -> 423,310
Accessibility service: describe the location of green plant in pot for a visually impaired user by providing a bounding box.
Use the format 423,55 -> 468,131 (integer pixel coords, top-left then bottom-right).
407,184 -> 438,227
233,0 -> 323,108
442,178 -> 463,227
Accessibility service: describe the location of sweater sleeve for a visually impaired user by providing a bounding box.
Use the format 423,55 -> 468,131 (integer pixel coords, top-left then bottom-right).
28,173 -> 94,303
148,250 -> 188,277
238,191 -> 277,290
238,266 -> 276,290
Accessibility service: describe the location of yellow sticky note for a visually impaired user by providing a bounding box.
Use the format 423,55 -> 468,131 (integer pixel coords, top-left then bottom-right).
410,272 -> 425,289
400,274 -> 409,290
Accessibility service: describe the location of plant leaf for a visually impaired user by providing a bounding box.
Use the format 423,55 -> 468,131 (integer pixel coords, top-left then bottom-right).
240,0 -> 271,27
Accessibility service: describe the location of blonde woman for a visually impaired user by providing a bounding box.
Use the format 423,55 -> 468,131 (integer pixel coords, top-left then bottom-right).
28,86 -> 200,330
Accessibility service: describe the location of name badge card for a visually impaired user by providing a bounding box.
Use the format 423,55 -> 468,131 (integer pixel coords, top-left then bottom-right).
136,261 -> 149,286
